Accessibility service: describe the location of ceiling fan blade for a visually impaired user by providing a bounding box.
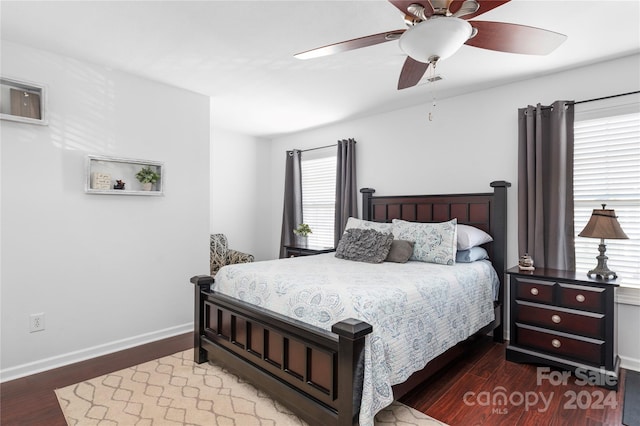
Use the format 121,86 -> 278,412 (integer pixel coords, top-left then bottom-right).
465,21 -> 567,55
388,0 -> 434,18
398,57 -> 431,90
449,0 -> 510,20
294,30 -> 405,60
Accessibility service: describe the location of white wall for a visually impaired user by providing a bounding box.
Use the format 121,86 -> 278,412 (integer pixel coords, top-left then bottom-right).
1,39 -> 637,383
0,41 -> 211,381
266,54 -> 640,370
210,125 -> 272,261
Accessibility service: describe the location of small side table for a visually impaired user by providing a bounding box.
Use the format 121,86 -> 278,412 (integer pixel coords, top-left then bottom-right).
284,244 -> 335,258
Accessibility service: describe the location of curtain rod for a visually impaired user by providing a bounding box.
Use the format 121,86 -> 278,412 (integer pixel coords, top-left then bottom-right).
300,143 -> 337,153
300,139 -> 357,153
289,142 -> 351,155
298,141 -> 357,152
523,91 -> 640,113
573,90 -> 640,105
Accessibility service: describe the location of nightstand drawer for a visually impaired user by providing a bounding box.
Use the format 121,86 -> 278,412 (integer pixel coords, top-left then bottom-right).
516,324 -> 604,365
514,277 -> 554,304
515,301 -> 605,339
559,283 -> 605,313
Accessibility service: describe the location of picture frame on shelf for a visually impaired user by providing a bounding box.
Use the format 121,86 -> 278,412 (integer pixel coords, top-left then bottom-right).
85,155 -> 164,196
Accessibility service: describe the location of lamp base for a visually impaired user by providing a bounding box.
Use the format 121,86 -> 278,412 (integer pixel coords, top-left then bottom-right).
586,242 -> 617,280
587,268 -> 617,280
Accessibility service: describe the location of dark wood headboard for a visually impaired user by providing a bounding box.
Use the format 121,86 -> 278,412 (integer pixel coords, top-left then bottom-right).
360,181 -> 511,305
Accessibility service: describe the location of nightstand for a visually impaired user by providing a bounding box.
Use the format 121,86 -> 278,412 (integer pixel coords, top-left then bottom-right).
284,244 -> 335,258
506,267 -> 619,389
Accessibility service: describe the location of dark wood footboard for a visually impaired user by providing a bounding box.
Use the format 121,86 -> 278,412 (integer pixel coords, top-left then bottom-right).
191,275 -> 372,426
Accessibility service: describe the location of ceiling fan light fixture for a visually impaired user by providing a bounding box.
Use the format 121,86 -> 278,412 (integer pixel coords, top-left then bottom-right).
399,17 -> 472,64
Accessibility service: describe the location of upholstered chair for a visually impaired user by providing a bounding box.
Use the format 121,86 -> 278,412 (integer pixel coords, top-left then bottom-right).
210,234 -> 254,276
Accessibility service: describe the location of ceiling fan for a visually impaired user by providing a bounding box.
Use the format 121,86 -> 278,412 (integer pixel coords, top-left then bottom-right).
295,0 -> 567,90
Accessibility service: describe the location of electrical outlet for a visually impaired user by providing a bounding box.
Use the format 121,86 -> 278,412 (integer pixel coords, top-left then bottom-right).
29,313 -> 45,332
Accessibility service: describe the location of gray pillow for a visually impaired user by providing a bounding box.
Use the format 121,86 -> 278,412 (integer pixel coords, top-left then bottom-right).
335,228 -> 393,263
385,240 -> 415,263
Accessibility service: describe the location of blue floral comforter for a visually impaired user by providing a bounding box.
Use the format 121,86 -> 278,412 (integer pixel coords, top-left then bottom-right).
214,254 -> 499,426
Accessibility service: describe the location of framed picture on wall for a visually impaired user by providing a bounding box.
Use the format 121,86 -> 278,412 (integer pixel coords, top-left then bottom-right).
0,76 -> 48,125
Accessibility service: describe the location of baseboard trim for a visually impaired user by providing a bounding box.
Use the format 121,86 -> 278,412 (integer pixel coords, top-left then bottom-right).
621,355 -> 640,373
0,322 -> 193,383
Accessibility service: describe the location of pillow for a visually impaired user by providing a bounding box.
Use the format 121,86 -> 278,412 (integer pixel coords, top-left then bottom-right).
457,224 -> 493,250
456,246 -> 489,263
335,228 -> 394,263
391,219 -> 457,265
344,217 -> 393,234
385,240 -> 415,263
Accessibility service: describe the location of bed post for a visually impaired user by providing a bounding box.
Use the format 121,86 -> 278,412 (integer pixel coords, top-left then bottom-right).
190,275 -> 214,364
360,188 -> 375,221
489,181 -> 511,343
332,318 -> 373,426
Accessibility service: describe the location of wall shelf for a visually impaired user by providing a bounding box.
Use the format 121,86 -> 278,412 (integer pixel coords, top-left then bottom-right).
85,155 -> 164,196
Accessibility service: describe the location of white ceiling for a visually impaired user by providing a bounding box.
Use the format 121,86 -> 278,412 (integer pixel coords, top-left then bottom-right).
1,1 -> 639,138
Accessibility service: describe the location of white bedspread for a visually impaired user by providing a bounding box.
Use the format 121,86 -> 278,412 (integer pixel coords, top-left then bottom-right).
214,253 -> 499,426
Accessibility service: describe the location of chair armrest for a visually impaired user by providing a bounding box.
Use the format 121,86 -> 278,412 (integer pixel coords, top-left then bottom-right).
227,249 -> 254,264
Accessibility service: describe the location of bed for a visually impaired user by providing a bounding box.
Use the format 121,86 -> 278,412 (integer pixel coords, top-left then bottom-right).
191,181 -> 510,426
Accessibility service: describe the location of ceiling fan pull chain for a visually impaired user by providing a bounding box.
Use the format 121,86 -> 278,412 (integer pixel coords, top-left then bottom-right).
429,96 -> 437,121
428,61 -> 437,121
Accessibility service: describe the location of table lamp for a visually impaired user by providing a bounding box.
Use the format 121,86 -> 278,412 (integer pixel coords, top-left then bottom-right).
578,204 -> 628,279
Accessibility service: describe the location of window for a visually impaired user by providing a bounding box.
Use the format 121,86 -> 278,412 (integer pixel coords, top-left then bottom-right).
301,148 -> 336,248
574,96 -> 640,286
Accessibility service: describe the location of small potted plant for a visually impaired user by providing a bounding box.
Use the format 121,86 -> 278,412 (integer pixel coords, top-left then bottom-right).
135,166 -> 160,191
293,223 -> 312,237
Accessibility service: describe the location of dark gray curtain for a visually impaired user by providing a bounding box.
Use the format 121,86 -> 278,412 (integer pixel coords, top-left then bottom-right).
279,149 -> 303,258
334,139 -> 357,247
518,101 -> 576,270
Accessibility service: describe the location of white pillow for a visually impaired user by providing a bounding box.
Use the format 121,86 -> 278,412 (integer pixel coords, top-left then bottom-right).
457,224 -> 493,250
391,218 -> 457,265
344,217 -> 392,234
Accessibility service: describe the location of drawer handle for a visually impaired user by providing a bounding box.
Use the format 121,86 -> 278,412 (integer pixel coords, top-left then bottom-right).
530,288 -> 539,296
551,314 -> 561,324
551,339 -> 562,348
576,294 -> 586,302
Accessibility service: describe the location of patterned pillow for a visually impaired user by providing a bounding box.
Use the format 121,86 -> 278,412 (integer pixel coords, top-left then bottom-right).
344,217 -> 393,234
391,219 -> 458,265
335,228 -> 394,263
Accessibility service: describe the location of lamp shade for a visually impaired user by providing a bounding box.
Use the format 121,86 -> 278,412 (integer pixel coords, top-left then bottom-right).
578,205 -> 629,240
399,17 -> 472,64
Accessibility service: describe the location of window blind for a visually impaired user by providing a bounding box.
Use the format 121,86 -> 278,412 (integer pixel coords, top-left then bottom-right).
301,151 -> 336,248
574,109 -> 640,286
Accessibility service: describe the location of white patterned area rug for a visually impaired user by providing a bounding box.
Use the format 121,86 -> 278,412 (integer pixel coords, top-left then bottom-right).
55,349 -> 447,426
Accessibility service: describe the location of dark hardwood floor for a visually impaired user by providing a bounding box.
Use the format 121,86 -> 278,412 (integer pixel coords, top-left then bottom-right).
400,336 -> 628,426
0,333 -> 192,426
1,333 -> 628,425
